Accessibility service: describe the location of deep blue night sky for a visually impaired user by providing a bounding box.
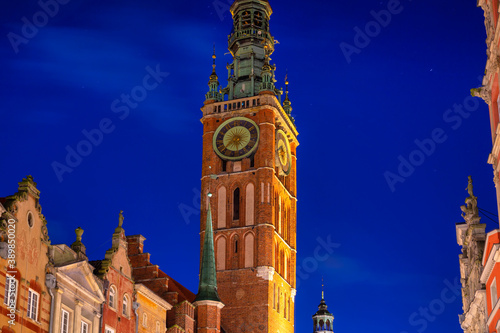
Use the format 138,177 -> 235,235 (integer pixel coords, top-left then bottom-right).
0,0 -> 496,332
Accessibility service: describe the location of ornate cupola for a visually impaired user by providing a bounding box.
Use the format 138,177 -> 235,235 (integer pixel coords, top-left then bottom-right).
221,0 -> 281,100
313,289 -> 334,333
205,47 -> 222,104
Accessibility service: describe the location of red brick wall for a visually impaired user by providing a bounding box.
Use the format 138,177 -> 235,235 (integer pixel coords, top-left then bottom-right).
201,106 -> 297,333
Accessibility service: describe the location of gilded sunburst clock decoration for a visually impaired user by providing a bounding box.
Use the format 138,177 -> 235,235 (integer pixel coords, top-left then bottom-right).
275,129 -> 292,175
213,117 -> 259,160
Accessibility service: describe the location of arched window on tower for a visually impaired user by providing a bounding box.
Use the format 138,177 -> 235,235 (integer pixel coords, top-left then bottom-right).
216,237 -> 226,270
218,186 -> 226,229
245,183 -> 254,226
233,188 -> 240,220
288,297 -> 291,321
273,283 -> 276,309
280,249 -> 284,276
232,235 -> 240,269
244,233 -> 254,267
284,293 -> 287,318
284,252 -> 288,282
275,242 -> 279,270
277,287 -> 280,313
278,196 -> 282,233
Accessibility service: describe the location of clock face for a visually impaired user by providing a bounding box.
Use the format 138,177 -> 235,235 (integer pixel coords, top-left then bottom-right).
276,129 -> 292,175
213,117 -> 260,161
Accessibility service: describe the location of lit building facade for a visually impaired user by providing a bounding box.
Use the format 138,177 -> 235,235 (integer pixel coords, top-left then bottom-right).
51,229 -> 105,333
135,283 -> 171,333
0,176 -> 51,333
463,0 -> 500,331
456,179 -> 487,332
0,2 -> 298,333
90,214 -> 136,333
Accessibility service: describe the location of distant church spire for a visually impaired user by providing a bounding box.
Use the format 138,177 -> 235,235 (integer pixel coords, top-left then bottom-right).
194,194 -> 221,302
313,282 -> 334,333
321,276 -> 324,300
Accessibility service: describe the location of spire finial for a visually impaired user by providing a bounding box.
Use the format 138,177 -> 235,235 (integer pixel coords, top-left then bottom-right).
75,227 -> 84,242
285,71 -> 289,96
71,227 -> 87,256
212,44 -> 216,70
283,72 -> 293,117
321,276 -> 324,300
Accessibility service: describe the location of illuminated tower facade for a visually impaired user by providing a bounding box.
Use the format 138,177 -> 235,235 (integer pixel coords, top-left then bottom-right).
199,1 -> 298,332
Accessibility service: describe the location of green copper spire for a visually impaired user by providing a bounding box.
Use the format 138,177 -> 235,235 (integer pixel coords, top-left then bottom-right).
205,46 -> 222,103
194,196 -> 221,302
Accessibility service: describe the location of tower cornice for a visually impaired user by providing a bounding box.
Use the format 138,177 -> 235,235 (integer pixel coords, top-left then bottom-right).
201,95 -> 298,142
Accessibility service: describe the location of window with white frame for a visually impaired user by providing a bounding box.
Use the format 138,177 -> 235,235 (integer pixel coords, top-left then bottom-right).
27,289 -> 39,320
61,309 -> 69,333
109,286 -> 116,309
122,295 -> 129,317
492,278 -> 498,308
105,326 -> 115,333
81,321 -> 89,333
142,313 -> 148,327
3,276 -> 18,308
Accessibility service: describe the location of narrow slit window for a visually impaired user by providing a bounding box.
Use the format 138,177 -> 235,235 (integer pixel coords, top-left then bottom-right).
233,188 -> 240,220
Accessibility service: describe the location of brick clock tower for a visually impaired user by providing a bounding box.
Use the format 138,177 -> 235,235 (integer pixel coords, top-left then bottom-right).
199,1 -> 298,333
